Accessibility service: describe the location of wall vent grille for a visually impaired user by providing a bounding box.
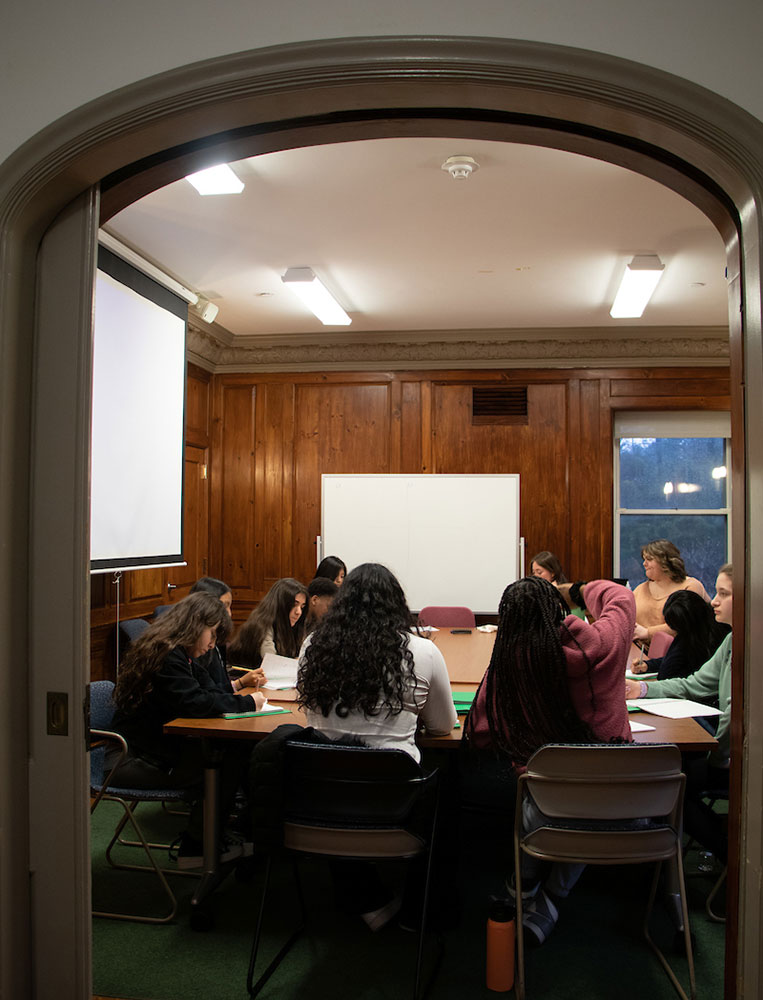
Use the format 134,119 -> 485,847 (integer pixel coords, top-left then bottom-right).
472,386 -> 528,425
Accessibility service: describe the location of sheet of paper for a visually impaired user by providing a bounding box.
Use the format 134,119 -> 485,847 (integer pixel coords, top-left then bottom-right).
416,624 -> 439,633
260,652 -> 299,690
476,624 -> 498,633
635,698 -> 722,719
629,720 -> 656,732
625,670 -> 658,680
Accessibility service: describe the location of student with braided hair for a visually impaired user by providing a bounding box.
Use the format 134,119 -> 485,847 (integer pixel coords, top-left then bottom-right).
466,575 -> 635,945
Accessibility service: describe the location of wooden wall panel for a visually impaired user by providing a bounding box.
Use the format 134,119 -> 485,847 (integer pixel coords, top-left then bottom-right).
254,383 -> 294,592
91,364 -> 732,676
185,363 -> 211,447
218,384 -> 256,595
430,381 -> 569,576
292,382 -> 393,586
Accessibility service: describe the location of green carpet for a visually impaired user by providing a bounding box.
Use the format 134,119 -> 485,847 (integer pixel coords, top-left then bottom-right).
92,798 -> 725,999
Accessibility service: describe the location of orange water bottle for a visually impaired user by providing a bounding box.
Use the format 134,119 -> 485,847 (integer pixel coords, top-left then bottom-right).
486,895 -> 515,992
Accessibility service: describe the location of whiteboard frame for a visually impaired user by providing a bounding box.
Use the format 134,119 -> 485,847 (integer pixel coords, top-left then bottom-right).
321,473 -> 520,613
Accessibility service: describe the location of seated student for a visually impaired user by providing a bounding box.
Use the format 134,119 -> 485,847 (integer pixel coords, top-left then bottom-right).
312,555 -> 347,586
303,576 -> 338,636
228,578 -> 307,668
529,550 -> 567,584
625,563 -> 733,861
632,539 -> 708,643
466,576 -> 634,945
297,562 -> 457,929
298,562 -> 457,762
109,592 -> 265,867
631,588 -> 728,681
189,576 -> 263,692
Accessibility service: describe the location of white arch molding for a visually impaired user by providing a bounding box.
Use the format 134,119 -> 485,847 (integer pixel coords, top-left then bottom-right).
0,37 -> 760,999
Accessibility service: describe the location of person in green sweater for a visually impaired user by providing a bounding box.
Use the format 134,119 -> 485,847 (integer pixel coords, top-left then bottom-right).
625,562 -> 732,860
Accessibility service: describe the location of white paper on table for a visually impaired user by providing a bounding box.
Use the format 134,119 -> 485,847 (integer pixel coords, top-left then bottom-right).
416,625 -> 439,633
257,699 -> 289,713
260,652 -> 299,690
629,720 -> 656,732
476,624 -> 498,633
625,670 -> 658,681
634,698 -> 722,720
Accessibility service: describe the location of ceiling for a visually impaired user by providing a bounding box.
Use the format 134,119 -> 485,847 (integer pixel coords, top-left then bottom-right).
105,136 -> 728,341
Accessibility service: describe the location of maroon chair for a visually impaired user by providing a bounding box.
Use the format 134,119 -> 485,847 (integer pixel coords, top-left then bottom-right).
648,632 -> 674,659
417,606 -> 476,628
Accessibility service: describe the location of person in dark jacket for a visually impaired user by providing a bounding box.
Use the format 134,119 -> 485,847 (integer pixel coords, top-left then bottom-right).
109,592 -> 264,867
636,588 -> 728,681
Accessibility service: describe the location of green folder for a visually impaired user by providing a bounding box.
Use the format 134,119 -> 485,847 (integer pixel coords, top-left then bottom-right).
221,707 -> 291,719
452,690 -> 477,714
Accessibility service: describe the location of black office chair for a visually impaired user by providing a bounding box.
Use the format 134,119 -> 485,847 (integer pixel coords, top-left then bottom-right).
246,741 -> 442,1000
89,680 -> 194,923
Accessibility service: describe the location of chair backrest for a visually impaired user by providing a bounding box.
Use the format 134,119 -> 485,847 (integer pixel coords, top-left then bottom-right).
418,605 -> 476,628
119,617 -> 150,643
648,631 -> 674,659
283,742 -> 436,828
522,743 -> 683,824
89,680 -> 117,790
153,604 -> 174,618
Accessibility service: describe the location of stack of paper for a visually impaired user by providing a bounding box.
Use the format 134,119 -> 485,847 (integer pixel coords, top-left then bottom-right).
260,653 -> 299,690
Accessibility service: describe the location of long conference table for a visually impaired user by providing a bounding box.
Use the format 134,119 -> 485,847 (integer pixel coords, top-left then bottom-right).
165,627 -> 718,752
164,627 -> 716,918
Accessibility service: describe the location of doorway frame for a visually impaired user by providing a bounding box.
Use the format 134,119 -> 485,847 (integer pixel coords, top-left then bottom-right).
0,36 -> 760,999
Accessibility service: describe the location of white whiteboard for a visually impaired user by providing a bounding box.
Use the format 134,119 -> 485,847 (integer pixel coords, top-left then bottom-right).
321,474 -> 520,613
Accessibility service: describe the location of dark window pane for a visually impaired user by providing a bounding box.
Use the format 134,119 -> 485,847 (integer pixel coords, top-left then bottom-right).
619,514 -> 728,595
619,438 -> 727,509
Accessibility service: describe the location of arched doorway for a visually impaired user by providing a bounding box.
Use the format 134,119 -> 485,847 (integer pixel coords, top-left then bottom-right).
2,37 -> 760,998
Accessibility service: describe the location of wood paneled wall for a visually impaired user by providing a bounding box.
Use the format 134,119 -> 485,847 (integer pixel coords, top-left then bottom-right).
90,364 -> 730,680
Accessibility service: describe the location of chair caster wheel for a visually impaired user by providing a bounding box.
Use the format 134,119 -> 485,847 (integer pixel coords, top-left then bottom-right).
190,906 -> 214,931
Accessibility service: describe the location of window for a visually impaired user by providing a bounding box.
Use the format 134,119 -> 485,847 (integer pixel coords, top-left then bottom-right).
614,412 -> 730,595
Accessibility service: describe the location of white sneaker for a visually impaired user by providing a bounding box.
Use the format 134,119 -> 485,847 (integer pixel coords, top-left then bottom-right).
361,895 -> 403,932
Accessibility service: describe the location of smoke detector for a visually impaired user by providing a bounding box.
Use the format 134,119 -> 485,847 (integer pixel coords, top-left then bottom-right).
441,155 -> 480,180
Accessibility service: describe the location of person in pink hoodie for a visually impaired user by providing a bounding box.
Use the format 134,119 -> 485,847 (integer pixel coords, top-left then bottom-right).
465,576 -> 635,945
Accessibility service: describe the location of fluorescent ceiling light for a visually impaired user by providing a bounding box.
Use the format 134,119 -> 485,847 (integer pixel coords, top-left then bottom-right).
185,164 -> 244,195
712,466 -> 727,480
676,482 -> 700,493
610,254 -> 665,318
281,267 -> 351,325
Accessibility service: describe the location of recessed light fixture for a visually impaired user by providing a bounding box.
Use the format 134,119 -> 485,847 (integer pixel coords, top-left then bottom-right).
610,254 -> 665,318
281,268 -> 351,325
185,164 -> 245,196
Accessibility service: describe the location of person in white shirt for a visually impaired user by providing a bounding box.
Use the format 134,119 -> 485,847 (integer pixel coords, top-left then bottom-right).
297,562 -> 456,763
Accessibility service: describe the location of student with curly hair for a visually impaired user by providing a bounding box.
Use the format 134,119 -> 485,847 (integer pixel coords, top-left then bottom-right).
297,562 -> 456,762
297,563 -> 457,930
111,592 -> 265,867
228,578 -> 307,668
466,576 -> 635,945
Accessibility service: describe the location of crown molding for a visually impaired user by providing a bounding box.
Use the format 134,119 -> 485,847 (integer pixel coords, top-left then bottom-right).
186,318 -> 729,372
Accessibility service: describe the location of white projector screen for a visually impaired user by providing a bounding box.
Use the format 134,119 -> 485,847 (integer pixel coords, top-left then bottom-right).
321,474 -> 521,613
90,247 -> 187,572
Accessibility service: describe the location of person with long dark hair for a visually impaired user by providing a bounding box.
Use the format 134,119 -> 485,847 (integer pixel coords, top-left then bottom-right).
312,554 -> 347,586
529,550 -> 567,584
636,588 -> 728,680
111,592 -> 265,867
297,563 -> 456,929
298,562 -> 456,760
228,578 -> 307,668
466,576 -> 634,945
